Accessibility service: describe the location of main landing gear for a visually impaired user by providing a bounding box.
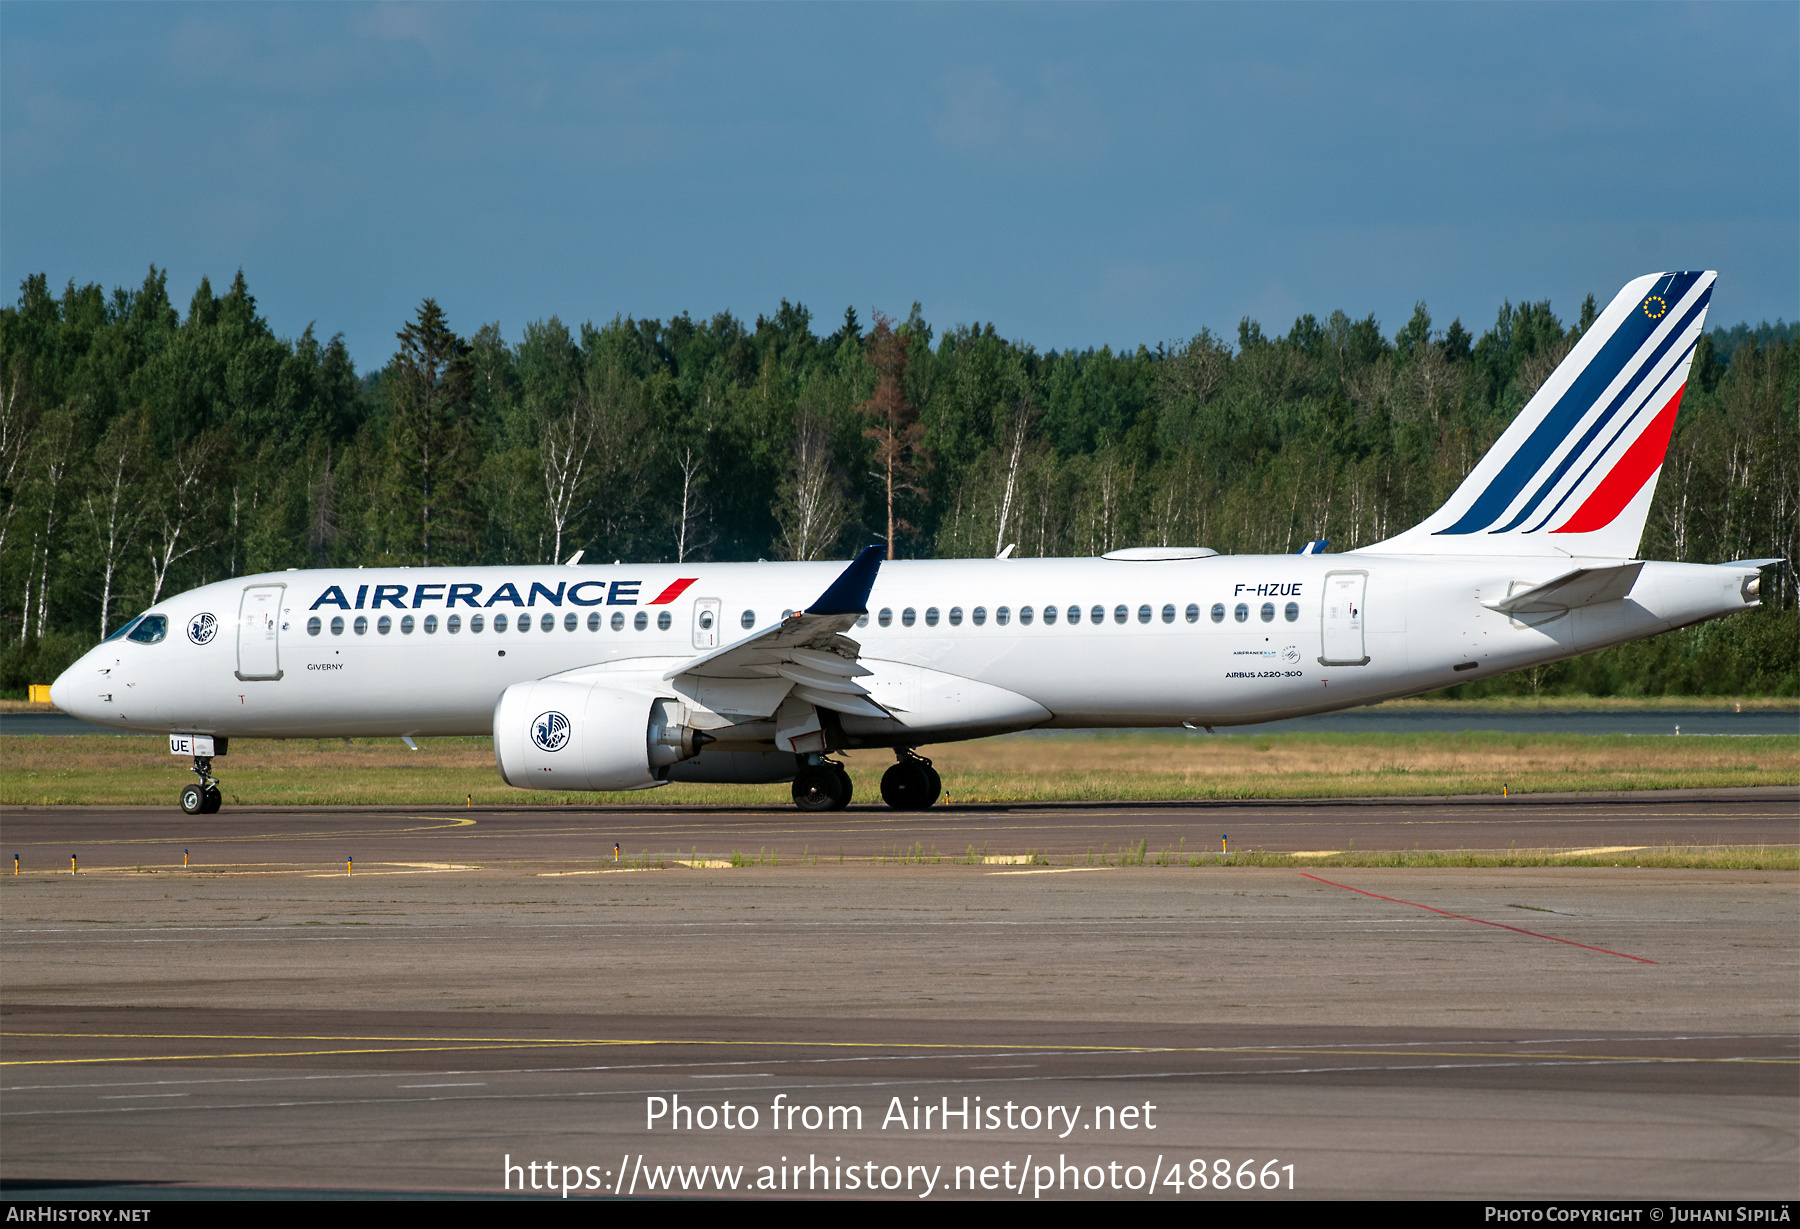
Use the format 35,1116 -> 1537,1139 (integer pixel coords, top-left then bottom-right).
789,750 -> 943,812
180,756 -> 222,815
880,750 -> 941,811
792,756 -> 853,812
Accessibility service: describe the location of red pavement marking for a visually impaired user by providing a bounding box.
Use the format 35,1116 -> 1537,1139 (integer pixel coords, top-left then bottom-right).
1299,872 -> 1657,964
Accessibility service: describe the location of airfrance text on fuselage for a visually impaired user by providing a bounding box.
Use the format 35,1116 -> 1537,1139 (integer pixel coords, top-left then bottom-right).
309,578 -> 696,611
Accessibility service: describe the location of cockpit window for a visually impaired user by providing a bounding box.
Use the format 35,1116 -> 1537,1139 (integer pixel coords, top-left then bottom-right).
104,615 -> 145,643
126,614 -> 169,644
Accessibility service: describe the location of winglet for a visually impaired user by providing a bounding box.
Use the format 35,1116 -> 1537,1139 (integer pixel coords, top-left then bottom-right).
807,545 -> 884,616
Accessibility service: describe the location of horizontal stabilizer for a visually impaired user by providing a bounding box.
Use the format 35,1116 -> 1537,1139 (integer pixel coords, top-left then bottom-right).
1484,561 -> 1644,614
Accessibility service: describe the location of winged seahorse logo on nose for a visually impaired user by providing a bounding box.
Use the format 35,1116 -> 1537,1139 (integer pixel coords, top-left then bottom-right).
531,710 -> 571,753
187,612 -> 218,645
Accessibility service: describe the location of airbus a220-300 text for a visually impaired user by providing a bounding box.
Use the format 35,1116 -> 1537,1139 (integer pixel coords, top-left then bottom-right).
53,272 -> 1778,814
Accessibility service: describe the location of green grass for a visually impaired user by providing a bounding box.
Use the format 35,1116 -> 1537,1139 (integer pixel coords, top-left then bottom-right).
3,729 -> 1796,808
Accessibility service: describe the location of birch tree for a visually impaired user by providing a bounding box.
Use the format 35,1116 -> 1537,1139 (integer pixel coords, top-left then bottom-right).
146,431 -> 227,604
20,409 -> 77,641
84,411 -> 148,638
774,417 -> 848,561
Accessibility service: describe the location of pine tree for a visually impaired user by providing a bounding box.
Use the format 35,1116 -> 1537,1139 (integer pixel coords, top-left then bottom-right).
386,300 -> 475,566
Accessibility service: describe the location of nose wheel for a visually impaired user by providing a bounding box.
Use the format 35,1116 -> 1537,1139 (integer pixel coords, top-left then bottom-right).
880,750 -> 941,810
181,757 -> 222,815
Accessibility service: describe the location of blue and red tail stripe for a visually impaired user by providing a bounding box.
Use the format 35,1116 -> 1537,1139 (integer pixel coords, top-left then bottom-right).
1434,271 -> 1707,537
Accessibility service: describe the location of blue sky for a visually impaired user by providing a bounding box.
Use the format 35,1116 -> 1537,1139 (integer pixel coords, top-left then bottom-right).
4,3 -> 1794,369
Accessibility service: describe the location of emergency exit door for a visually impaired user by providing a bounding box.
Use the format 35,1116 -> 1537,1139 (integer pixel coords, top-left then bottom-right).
1319,571 -> 1369,666
692,598 -> 722,649
236,584 -> 285,680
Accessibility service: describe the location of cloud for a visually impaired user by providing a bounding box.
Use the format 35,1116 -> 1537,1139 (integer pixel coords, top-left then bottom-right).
932,61 -> 1110,169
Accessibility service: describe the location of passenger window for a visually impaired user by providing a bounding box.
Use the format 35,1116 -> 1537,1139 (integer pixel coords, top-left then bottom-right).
972,606 -> 986,626
656,611 -> 672,631
612,612 -> 626,631
741,610 -> 756,629
878,608 -> 893,628
1186,604 -> 1200,624
444,615 -> 459,634
634,611 -> 649,631
378,615 -> 393,635
330,616 -> 345,636
1162,604 -> 1176,624
1042,605 -> 1057,625
1090,605 -> 1104,624
1234,603 -> 1248,623
997,606 -> 1011,625
423,615 -> 439,634
1020,606 -> 1033,625
467,614 -> 480,634
926,607 -> 940,626
516,614 -> 529,633
902,607 -> 917,627
1068,606 -> 1081,625
1114,605 -> 1128,624
949,607 -> 964,626
543,613 -> 558,632
1137,605 -> 1151,624
1211,603 -> 1225,624
401,615 -> 415,635
588,612 -> 601,632
564,613 -> 578,632
494,613 -> 509,633
307,616 -> 322,637
1260,603 -> 1275,623
1285,602 -> 1300,622
856,613 -> 869,628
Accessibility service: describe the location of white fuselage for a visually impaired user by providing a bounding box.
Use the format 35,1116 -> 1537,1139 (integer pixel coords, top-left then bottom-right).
51,552 -> 1757,743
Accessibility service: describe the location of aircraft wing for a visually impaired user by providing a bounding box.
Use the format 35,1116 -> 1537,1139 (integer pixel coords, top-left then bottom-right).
662,545 -> 890,719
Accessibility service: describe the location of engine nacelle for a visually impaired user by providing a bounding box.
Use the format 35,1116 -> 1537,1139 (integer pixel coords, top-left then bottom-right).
493,680 -> 705,791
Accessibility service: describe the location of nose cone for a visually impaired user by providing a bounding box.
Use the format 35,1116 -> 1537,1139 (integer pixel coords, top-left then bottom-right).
49,653 -> 91,718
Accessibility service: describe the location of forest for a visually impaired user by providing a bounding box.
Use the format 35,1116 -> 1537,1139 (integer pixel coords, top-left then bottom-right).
1,267 -> 1793,697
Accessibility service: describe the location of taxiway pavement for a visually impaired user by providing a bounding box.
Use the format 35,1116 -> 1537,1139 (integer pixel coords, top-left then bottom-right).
2,792 -> 1795,1200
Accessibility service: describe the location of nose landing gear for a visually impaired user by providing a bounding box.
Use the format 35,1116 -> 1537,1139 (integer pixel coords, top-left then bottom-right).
880,749 -> 941,811
180,756 -> 222,815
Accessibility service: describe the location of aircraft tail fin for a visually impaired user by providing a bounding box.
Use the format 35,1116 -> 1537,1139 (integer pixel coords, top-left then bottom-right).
1361,271 -> 1715,558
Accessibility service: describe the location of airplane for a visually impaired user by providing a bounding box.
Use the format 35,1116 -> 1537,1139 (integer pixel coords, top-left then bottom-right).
51,271 -> 1780,816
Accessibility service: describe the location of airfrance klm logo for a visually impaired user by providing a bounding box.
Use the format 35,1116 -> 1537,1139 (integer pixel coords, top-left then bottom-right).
1438,271 -> 1711,537
310,578 -> 697,612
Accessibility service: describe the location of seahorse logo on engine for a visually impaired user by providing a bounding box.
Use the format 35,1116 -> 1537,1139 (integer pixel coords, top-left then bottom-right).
531,710 -> 571,753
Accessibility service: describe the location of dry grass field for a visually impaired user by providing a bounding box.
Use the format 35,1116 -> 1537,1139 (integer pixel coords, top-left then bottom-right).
3,729 -> 1795,808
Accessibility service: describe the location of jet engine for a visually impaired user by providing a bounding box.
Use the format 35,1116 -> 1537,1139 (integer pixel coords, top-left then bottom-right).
493,680 -> 707,791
